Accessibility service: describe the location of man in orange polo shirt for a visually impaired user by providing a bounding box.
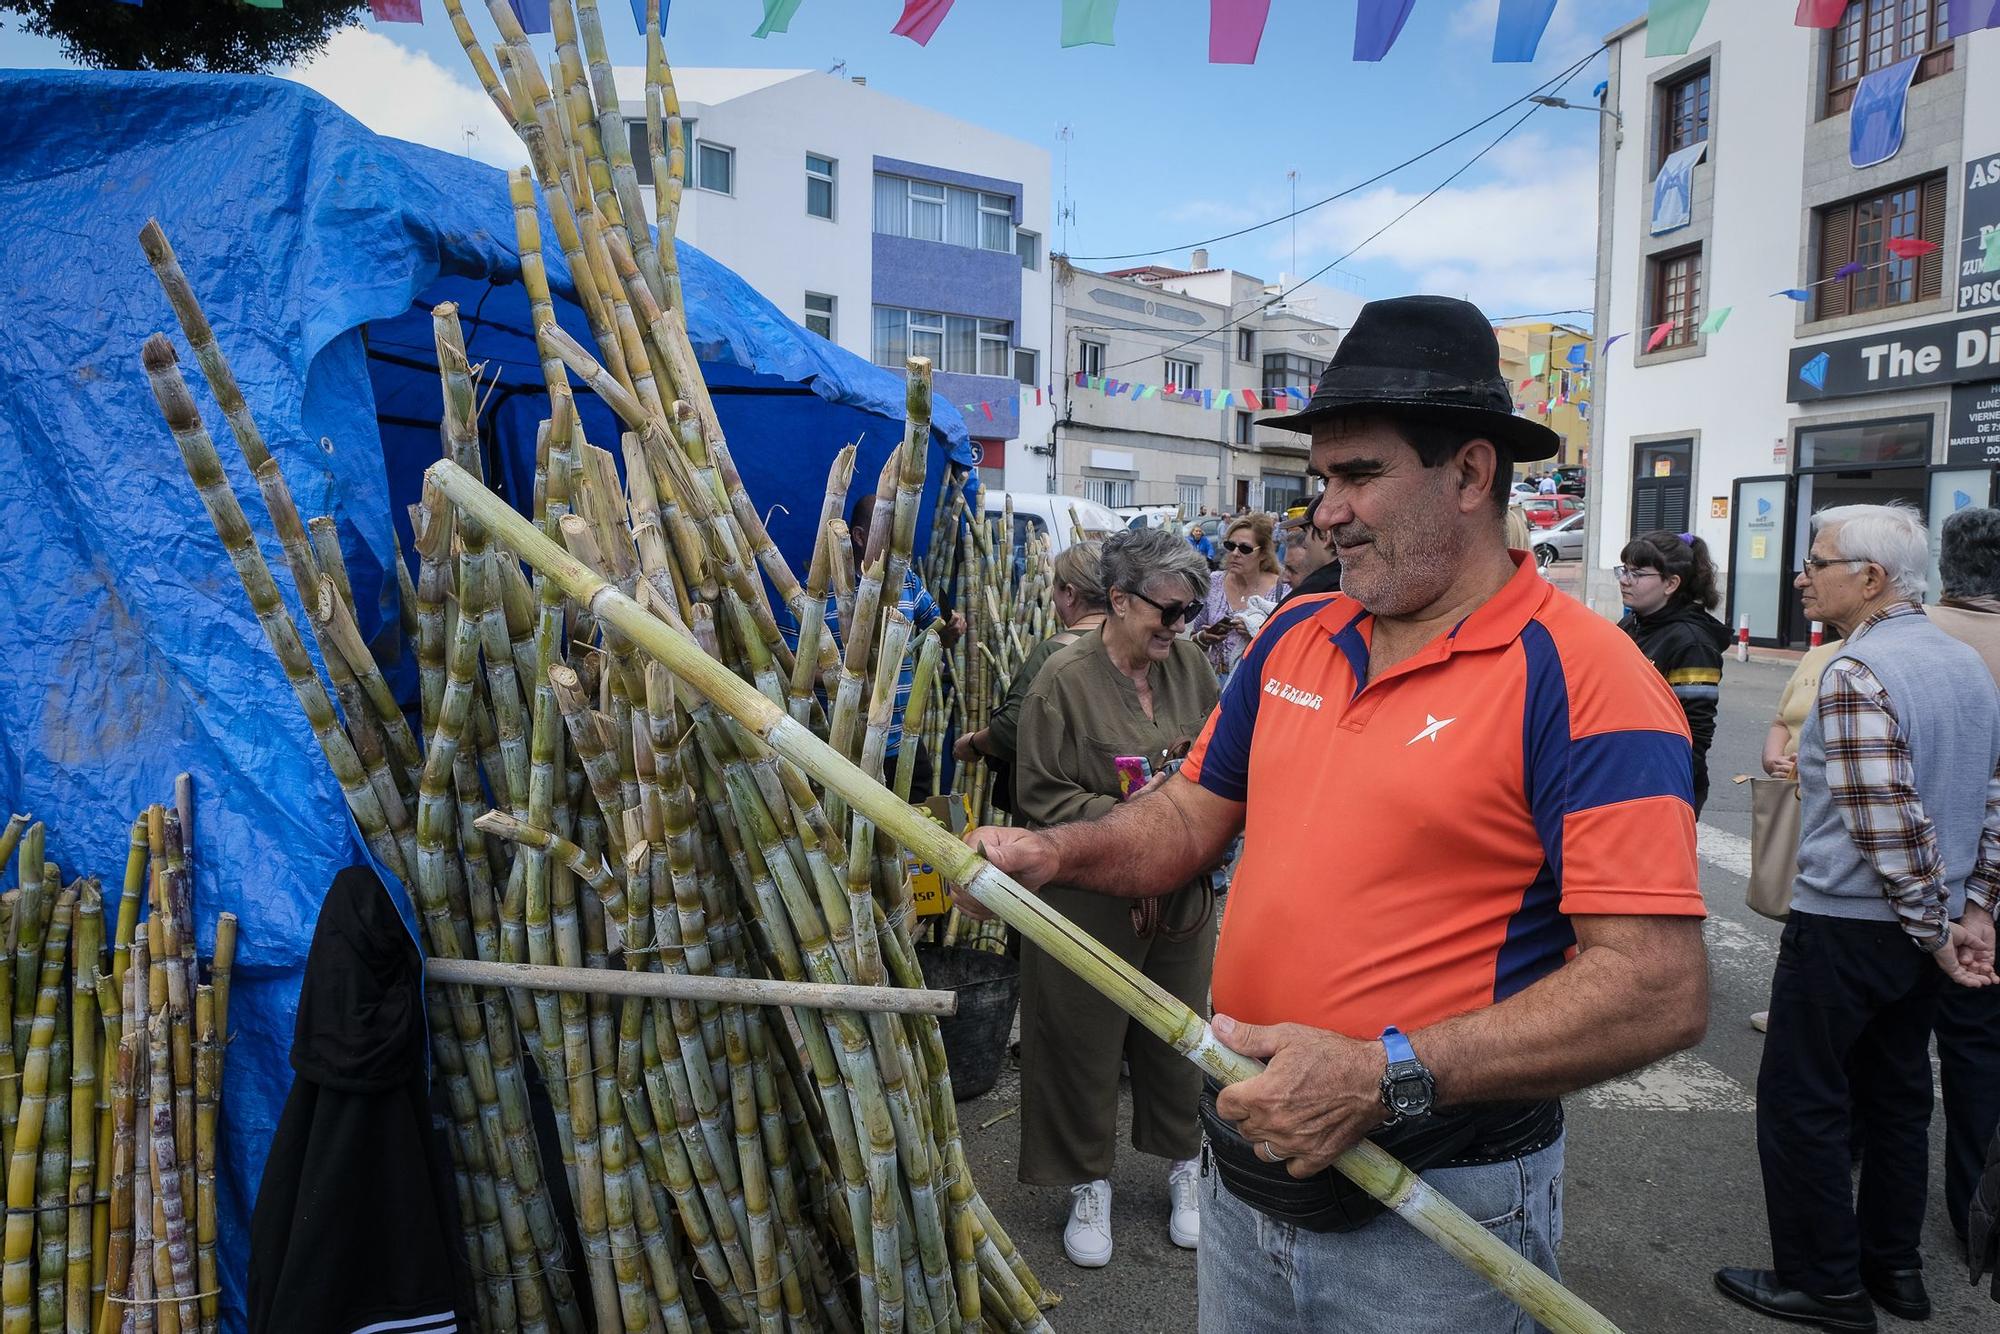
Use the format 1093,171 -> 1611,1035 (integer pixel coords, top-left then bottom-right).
962,295 -> 1708,1329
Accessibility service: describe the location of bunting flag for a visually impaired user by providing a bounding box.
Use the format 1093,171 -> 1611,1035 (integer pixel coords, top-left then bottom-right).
1645,0 -> 1709,57
753,0 -> 803,38
981,401 -> 995,421
371,0 -> 422,19
1774,288 -> 1811,301
1493,0 -> 1558,62
1984,230 -> 2000,272
892,0 -> 953,45
1565,343 -> 1588,368
1517,377 -> 1535,390
1209,0 -> 1271,63
1602,332 -> 1628,354
629,0 -> 669,34
1884,236 -> 1939,259
1948,0 -> 2000,37
505,0 -> 550,32
1794,0 -> 1847,26
1528,353 -> 1546,376
1061,0 -> 1119,47
1644,321 -> 1675,352
243,0 -> 283,8
1834,260 -> 1865,279
1699,306 -> 1733,334
1355,0 -> 1416,60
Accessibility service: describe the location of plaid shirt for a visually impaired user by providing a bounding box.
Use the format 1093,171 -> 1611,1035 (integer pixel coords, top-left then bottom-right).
784,567 -> 939,756
1817,601 -> 2000,951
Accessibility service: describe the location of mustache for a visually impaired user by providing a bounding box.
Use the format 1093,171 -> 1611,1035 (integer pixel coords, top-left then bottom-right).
1330,524 -> 1374,546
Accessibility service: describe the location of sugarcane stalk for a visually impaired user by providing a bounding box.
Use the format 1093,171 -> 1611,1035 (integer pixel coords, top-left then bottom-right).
67,893 -> 100,1334
423,958 -> 954,1015
7,892 -> 72,1333
432,457 -> 1620,1334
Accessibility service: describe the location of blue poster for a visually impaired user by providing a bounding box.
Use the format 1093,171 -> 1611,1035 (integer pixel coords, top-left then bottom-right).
1849,55 -> 1920,169
1650,141 -> 1708,235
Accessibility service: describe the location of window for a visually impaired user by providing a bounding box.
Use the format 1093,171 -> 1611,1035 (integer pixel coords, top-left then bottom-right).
1078,339 -> 1105,378
873,173 -> 1018,251
696,141 -> 734,194
1082,477 -> 1135,508
630,120 -> 695,187
1235,411 -> 1254,445
1013,347 -> 1039,387
1164,357 -> 1200,390
1826,0 -> 1953,116
872,307 -> 1012,375
1797,416 -> 1930,468
1263,474 -> 1306,512
1237,329 -> 1256,362
1814,174 -> 1946,318
1177,478 -> 1205,514
1647,246 -> 1703,351
804,293 -> 835,341
1262,352 -> 1327,394
806,154 -> 836,219
1631,439 -> 1693,536
1016,229 -> 1041,271
1658,64 -> 1711,166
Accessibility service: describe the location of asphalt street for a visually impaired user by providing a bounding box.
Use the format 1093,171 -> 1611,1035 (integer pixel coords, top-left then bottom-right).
952,648 -> 1998,1332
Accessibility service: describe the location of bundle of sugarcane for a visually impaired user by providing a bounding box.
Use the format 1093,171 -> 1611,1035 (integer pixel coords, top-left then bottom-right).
0,789 -> 237,1334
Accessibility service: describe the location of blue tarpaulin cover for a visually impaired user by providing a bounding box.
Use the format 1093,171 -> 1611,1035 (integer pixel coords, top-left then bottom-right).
0,68 -> 971,1329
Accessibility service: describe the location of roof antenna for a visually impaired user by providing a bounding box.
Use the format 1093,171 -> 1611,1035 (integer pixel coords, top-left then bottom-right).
1056,124 -> 1075,253
827,59 -> 848,77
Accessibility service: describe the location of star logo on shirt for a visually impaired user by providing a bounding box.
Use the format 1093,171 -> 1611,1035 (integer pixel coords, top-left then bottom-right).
1406,714 -> 1457,745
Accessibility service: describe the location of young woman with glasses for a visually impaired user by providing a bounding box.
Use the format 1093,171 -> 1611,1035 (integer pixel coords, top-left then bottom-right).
1616,529 -> 1731,814
1188,513 -> 1289,680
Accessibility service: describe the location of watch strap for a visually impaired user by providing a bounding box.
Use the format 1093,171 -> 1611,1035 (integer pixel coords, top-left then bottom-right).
1379,1025 -> 1416,1067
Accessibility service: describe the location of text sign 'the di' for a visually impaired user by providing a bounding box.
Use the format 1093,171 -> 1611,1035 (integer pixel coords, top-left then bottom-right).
1788,312 -> 2000,403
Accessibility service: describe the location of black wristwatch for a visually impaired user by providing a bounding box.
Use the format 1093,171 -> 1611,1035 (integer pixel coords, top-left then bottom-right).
1378,1025 -> 1437,1126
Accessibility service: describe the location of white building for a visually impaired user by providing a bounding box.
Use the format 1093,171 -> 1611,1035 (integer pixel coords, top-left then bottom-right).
617,68 -> 1055,493
1050,252 -> 1355,516
1588,3 -> 2000,643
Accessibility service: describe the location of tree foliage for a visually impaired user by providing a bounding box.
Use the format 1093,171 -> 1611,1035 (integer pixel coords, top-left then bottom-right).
8,0 -> 368,73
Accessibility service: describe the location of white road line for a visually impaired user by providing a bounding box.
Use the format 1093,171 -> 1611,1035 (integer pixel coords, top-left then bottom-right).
1696,822 -> 1753,879
1581,1052 -> 1756,1113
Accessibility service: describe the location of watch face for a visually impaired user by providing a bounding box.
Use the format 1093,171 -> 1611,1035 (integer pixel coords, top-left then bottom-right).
1389,1075 -> 1430,1116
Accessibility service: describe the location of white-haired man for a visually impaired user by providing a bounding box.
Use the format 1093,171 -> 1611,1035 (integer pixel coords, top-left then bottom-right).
1718,503 -> 2000,1332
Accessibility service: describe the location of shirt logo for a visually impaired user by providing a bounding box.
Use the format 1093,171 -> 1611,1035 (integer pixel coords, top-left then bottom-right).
1406,714 -> 1457,745
1263,677 -> 1323,711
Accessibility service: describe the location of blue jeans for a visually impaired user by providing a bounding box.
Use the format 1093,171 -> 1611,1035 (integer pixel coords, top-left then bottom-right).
1197,1133 -> 1566,1332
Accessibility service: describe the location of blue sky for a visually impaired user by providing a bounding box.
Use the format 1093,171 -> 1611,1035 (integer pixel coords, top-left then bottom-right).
1,0 -> 1643,317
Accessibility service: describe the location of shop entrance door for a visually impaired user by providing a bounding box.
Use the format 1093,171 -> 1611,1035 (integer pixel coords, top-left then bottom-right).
1727,476 -> 1793,647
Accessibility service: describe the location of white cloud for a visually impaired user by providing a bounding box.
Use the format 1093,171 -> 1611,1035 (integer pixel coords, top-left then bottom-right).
284,28 -> 527,172
1276,132 -> 1598,318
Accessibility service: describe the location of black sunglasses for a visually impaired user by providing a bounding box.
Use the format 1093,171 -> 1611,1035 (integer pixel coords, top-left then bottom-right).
1127,588 -> 1205,626
1220,540 -> 1259,556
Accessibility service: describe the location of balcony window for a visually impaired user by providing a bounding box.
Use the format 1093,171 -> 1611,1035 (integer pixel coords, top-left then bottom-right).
1657,64 -> 1711,168
1826,0 -> 1953,117
873,173 -> 1019,252
806,154 -> 835,219
1647,246 -> 1703,351
1813,174 -> 1946,319
696,141 -> 734,195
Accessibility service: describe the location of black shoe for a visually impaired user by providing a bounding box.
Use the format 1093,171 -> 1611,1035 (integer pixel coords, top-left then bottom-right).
1859,1266 -> 1929,1321
1713,1268 -> 1878,1332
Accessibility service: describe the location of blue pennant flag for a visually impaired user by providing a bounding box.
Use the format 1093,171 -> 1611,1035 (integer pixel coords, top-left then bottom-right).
629,0 -> 670,33
1492,0 -> 1558,62
508,0 -> 552,34
1774,289 -> 1811,302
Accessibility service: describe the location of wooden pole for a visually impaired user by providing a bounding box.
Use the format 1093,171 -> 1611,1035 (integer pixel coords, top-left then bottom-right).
423,957 -> 957,1017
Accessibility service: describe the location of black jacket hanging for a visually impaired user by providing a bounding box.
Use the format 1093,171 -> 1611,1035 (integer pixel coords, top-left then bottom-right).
248,864 -> 470,1334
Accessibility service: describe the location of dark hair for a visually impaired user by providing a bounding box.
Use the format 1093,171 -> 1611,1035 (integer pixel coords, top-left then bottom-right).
1385,416 -> 1511,515
1940,506 -> 2000,600
1619,529 -> 1720,610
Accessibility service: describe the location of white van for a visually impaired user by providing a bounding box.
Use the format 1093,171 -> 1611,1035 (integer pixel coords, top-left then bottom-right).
980,491 -> 1124,556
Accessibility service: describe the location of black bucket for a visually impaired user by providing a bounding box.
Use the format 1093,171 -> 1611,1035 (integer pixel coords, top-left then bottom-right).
916,945 -> 1020,1101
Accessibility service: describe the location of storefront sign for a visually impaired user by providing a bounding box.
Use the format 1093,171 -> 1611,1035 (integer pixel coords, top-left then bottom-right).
1787,311 -> 2000,402
1710,496 -> 1729,519
1947,382 -> 2000,465
1961,153 -> 2000,312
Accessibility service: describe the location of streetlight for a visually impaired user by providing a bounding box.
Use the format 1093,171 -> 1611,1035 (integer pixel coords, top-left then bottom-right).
1529,94 -> 1623,147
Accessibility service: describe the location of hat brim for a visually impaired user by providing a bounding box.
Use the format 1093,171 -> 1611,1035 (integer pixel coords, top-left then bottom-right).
1262,398 -> 1564,463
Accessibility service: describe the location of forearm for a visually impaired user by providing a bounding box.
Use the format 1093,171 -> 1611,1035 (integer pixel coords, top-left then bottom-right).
1412,917 -> 1708,1105
1761,721 -> 1790,774
1039,775 -> 1237,899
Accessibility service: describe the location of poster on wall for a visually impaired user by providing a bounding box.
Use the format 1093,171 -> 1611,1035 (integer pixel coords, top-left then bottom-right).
1947,381 -> 2000,465
1958,152 -> 2000,313
1650,141 -> 1708,235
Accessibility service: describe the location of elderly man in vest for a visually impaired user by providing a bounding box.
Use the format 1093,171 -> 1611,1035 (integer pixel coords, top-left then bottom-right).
1718,503 -> 2000,1333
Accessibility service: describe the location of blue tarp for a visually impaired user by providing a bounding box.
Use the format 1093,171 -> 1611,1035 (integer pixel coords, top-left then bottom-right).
0,69 -> 971,1329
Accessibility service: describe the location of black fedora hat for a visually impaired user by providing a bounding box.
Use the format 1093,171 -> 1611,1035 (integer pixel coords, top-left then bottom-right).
1264,295 -> 1562,462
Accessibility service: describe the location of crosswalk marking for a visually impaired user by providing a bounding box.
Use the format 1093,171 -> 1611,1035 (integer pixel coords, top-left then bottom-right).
1581,1052 -> 1756,1113
1695,822 -> 1753,879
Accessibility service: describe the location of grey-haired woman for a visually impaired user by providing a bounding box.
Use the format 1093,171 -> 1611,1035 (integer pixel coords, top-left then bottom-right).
1012,527 -> 1221,1270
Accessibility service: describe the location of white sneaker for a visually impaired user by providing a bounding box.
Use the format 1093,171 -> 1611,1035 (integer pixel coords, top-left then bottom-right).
1063,1179 -> 1113,1267
1167,1158 -> 1200,1249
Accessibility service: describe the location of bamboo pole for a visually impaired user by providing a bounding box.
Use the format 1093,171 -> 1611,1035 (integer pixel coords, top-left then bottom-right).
422,958 -> 956,1016
429,457 -> 1620,1334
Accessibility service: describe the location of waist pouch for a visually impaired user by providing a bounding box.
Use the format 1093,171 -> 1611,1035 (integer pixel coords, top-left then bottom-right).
1199,1078 -> 1563,1233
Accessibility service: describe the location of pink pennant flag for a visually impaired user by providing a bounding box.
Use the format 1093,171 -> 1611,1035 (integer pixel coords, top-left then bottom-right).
1644,321 -> 1675,353
1794,0 -> 1846,26
1517,377 -> 1534,389
981,401 -> 995,421
1884,236 -> 1938,259
1241,389 -> 1262,410
892,0 -> 953,45
370,0 -> 423,19
1208,0 -> 1271,63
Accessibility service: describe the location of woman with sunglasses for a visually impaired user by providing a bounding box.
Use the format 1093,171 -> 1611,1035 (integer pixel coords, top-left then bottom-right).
1188,513 -> 1289,680
1616,529 -> 1731,814
1011,527 -> 1222,1270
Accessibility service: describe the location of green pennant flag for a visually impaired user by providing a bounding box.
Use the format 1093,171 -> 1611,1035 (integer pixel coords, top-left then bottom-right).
754,0 -> 803,38
1528,353 -> 1546,376
1982,229 -> 2000,273
1646,0 -> 1709,57
1699,305 -> 1733,334
244,0 -> 284,8
1061,0 -> 1119,47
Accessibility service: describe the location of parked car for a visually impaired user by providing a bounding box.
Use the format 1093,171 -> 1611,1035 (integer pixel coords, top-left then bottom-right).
1519,495 -> 1584,529
1552,465 -> 1587,497
1116,505 -> 1182,531
1509,480 -> 1540,502
982,491 -> 1124,556
1533,512 -> 1586,567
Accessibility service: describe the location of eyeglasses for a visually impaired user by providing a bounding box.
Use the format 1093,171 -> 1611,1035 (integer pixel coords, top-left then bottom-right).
1220,540 -> 1259,556
1613,565 -> 1661,582
1126,588 -> 1205,626
1801,556 -> 1868,574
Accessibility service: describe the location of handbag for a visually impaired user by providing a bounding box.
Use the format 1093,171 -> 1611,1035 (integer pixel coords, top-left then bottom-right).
1747,777 -> 1801,921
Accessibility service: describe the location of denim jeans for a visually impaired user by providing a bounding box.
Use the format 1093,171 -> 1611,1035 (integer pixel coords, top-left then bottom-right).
1197,1133 -> 1565,1332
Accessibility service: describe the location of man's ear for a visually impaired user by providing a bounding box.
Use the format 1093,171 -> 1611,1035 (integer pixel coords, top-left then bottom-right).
1455,438 -> 1502,515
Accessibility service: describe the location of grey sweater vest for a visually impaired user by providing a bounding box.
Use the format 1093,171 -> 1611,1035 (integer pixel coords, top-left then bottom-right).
1792,609 -> 2000,923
